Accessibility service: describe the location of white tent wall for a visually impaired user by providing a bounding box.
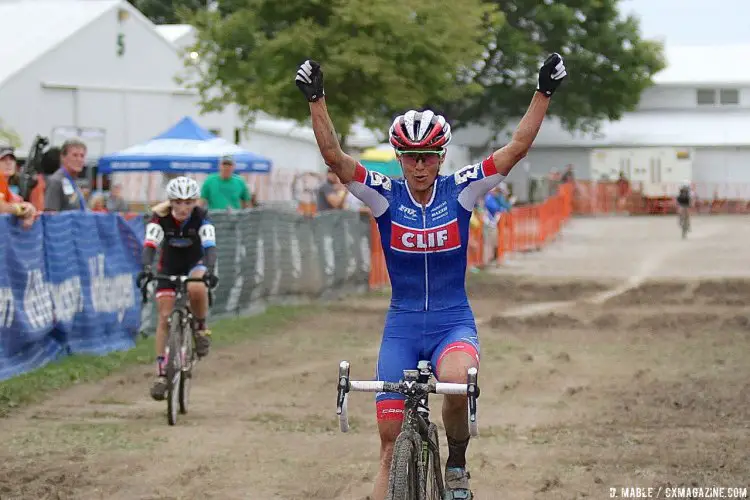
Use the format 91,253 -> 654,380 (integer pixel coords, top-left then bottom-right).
111,170 -> 295,205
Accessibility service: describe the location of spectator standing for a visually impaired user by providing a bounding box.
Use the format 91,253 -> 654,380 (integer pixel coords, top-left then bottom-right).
616,171 -> 631,213
44,138 -> 88,212
89,192 -> 107,212
560,164 -> 575,183
317,170 -> 347,211
0,147 -> 21,202
106,183 -> 129,212
0,147 -> 36,227
200,156 -> 255,210
483,183 -> 513,224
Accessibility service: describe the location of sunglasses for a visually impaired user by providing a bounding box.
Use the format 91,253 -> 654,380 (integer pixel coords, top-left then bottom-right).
396,149 -> 446,167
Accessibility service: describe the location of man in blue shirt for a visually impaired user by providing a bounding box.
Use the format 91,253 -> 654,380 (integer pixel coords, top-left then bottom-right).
483,183 -> 513,222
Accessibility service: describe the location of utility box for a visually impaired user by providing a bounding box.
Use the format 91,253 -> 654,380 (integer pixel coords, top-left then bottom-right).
589,147 -> 693,197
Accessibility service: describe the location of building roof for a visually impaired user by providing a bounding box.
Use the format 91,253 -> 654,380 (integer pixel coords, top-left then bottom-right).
539,111 -> 750,147
155,24 -> 194,44
655,44 -> 750,85
453,110 -> 750,149
531,111 -> 750,148
0,0 -> 121,86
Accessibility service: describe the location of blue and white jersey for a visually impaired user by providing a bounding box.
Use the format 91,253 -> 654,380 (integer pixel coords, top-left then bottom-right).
348,156 -> 504,311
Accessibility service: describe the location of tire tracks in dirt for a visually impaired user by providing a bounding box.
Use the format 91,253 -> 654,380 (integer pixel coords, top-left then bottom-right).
478,221 -> 726,322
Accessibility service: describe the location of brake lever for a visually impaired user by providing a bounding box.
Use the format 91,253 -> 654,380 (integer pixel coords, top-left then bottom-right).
336,361 -> 350,414
467,367 -> 479,423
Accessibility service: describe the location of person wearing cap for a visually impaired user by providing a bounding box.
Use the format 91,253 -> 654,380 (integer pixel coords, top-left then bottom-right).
44,138 -> 88,212
0,147 -> 36,228
0,147 -> 22,202
199,155 -> 255,211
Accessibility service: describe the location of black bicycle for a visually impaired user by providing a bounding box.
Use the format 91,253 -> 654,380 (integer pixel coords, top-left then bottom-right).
141,274 -> 212,426
336,360 -> 479,500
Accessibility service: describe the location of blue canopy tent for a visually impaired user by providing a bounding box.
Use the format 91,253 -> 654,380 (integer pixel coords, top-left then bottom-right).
97,116 -> 273,174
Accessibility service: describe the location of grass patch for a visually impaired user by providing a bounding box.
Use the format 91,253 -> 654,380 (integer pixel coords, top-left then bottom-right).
0,305 -> 318,418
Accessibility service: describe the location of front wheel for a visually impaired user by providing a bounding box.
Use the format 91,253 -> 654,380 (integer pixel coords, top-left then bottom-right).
178,322 -> 195,415
423,423 -> 445,500
166,310 -> 184,426
386,432 -> 422,500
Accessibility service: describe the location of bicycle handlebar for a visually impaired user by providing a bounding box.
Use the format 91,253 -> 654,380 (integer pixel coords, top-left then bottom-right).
140,274 -> 214,307
336,361 -> 480,437
346,380 -> 473,395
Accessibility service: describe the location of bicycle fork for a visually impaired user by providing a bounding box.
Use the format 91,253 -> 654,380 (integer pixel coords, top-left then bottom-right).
417,360 -> 432,469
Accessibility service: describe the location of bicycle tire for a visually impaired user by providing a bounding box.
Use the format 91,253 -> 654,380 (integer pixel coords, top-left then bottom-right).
166,310 -> 183,426
386,431 -> 422,500
178,319 -> 194,415
422,423 -> 445,500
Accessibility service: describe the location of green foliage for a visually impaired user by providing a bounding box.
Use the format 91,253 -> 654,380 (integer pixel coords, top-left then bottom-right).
137,0 -> 664,138
127,0 -> 206,25
0,119 -> 22,148
181,0 -> 499,136
435,0 -> 666,133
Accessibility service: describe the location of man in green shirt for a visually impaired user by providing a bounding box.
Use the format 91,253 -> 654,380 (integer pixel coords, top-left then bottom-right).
200,156 -> 256,210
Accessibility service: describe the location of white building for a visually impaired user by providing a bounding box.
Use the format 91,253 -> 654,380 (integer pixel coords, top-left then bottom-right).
0,0 -> 381,202
452,44 -> 750,200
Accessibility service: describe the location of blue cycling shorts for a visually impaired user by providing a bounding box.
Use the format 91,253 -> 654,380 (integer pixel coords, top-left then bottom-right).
375,305 -> 480,420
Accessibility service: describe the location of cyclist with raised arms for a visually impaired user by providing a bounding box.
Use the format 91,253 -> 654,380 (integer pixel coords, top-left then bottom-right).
296,54 -> 567,499
137,176 -> 219,401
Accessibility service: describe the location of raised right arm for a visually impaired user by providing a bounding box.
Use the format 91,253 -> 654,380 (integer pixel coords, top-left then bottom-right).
309,98 -> 357,184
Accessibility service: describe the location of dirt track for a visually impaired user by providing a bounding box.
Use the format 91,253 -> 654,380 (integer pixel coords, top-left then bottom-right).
1,216 -> 750,499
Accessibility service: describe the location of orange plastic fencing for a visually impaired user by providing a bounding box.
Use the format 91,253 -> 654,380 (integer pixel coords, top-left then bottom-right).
571,180 -> 750,216
495,184 -> 572,264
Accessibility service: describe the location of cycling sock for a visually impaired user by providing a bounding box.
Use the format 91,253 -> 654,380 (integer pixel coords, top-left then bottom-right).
156,356 -> 166,376
446,436 -> 470,469
194,317 -> 206,332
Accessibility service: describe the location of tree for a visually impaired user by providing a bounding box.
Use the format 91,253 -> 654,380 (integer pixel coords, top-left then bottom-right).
128,0 -> 207,25
0,119 -> 21,149
434,0 -> 666,134
180,0 -> 499,140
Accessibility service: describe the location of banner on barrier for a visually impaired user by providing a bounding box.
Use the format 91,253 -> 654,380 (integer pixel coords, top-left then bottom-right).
0,213 -> 142,381
1,209 -> 372,380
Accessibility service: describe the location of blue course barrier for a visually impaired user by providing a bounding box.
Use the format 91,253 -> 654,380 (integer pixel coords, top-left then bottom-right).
0,212 -> 143,381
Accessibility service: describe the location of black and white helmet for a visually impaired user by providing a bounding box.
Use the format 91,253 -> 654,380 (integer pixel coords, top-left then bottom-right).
166,176 -> 200,200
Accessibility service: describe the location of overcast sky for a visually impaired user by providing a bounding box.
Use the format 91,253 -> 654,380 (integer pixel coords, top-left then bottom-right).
622,0 -> 750,45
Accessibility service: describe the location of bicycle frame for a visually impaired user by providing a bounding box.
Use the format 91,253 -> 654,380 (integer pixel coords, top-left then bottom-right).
336,361 -> 479,499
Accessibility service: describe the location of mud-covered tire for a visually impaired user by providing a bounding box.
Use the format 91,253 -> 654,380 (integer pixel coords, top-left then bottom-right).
178,321 -> 194,415
166,310 -> 183,426
386,432 -> 422,500
423,423 -> 445,499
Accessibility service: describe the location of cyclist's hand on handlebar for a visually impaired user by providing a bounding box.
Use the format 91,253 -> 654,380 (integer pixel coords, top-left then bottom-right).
295,59 -> 325,102
136,266 -> 153,289
204,272 -> 219,289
